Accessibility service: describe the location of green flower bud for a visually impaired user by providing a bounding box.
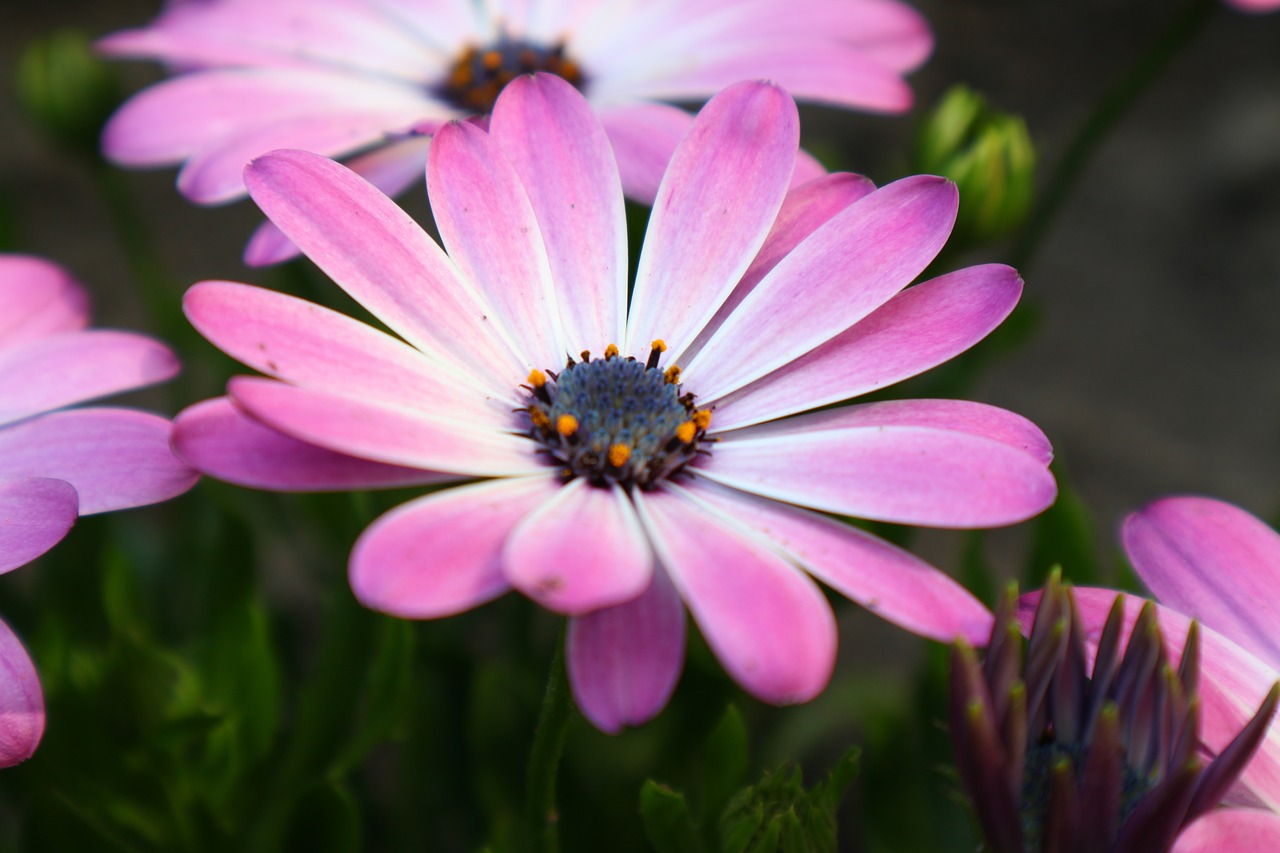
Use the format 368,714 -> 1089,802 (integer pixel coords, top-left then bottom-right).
15,30 -> 121,158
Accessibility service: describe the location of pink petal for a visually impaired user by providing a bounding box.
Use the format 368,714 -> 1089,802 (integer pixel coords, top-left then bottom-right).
0,255 -> 88,347
702,403 -> 1055,528
624,82 -> 798,357
491,75 -> 628,350
350,477 -> 561,619
243,149 -> 526,395
1173,810 -> 1280,852
227,376 -> 542,477
173,398 -> 455,492
427,119 -> 567,370
503,479 -> 653,615
682,175 -> 958,401
0,409 -> 197,514
0,618 -> 43,768
595,101 -> 695,204
0,477 -> 78,574
184,281 -> 512,419
243,219 -> 302,267
1124,496 -> 1280,670
567,566 -> 686,734
633,486 -> 836,704
0,331 -> 179,427
707,265 -> 1024,430
683,478 -> 993,644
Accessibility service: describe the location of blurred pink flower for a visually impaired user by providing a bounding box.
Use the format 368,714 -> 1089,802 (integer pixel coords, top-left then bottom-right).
0,254 -> 199,766
1226,0 -> 1280,13
173,77 -> 1055,732
100,0 -> 932,264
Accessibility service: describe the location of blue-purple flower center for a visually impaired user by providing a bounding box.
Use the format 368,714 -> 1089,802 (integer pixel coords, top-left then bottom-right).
438,35 -> 585,112
522,342 -> 711,490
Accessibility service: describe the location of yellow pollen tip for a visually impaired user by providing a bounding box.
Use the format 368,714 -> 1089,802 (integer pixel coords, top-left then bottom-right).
527,369 -> 547,388
664,365 -> 682,384
650,339 -> 667,353
482,50 -> 503,70
604,343 -> 619,359
693,409 -> 712,430
556,414 -> 579,437
608,444 -> 631,467
675,421 -> 697,444
529,409 -> 550,429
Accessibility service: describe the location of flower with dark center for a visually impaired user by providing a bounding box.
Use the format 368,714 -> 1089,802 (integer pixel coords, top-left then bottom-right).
951,572 -> 1280,853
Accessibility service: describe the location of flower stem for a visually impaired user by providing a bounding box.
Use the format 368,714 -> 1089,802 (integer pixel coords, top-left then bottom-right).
526,626 -> 572,853
1007,0 -> 1216,272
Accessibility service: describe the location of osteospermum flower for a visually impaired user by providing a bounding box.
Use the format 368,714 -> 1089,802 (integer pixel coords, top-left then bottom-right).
100,0 -> 932,263
0,254 -> 199,766
954,575 -> 1280,853
172,76 -> 1056,731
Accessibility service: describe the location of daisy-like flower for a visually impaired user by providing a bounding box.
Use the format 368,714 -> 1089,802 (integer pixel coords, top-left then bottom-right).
100,0 -> 932,264
172,76 -> 1056,732
957,575 -> 1279,853
0,254 -> 199,766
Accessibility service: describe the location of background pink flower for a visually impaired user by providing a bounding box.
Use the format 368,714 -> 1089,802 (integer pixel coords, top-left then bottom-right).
0,254 -> 199,766
100,0 -> 932,263
173,76 -> 1054,732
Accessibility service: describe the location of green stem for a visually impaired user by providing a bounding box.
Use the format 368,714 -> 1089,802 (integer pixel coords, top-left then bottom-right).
526,626 -> 573,853
1007,0 -> 1216,272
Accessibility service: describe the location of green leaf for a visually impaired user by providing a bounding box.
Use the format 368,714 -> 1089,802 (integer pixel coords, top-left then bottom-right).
719,750 -> 859,853
701,705 -> 749,820
640,781 -> 704,853
283,780 -> 362,853
1026,462 -> 1100,588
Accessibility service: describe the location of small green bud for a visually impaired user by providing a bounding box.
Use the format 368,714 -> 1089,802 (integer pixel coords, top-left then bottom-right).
914,85 -> 1036,245
15,30 -> 121,157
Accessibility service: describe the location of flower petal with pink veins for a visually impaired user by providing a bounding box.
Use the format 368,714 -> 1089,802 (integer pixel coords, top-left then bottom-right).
173,398 -> 456,493
0,331 -> 178,427
184,281 -> 513,418
427,120 -> 567,370
682,479 -> 993,644
568,567 -> 686,734
351,476 -> 561,619
0,478 -> 78,574
243,149 -> 526,395
1025,589 -> 1280,813
1124,496 -> 1280,670
1173,809 -> 1280,852
504,479 -> 653,615
492,74 -> 629,350
0,255 -> 88,347
682,176 -> 958,401
702,414 -> 1055,528
0,410 -> 197,514
633,487 -> 836,705
624,82 -> 798,356
227,376 -> 541,477
0,618 -> 43,768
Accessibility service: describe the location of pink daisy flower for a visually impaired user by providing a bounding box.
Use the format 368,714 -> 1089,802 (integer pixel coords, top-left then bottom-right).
173,76 -> 1056,732
0,254 -> 199,766
99,0 -> 932,264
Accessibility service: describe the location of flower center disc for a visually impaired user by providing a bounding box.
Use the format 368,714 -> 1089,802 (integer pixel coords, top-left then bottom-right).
523,342 -> 711,490
439,35 -> 585,112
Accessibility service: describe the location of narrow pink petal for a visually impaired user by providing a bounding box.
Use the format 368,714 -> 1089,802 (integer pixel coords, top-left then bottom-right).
0,255 -> 88,347
0,409 -> 197,514
702,409 -> 1055,528
184,281 -> 514,419
1173,810 -> 1280,852
427,120 -> 567,370
504,479 -> 653,615
351,477 -> 561,619
595,101 -> 694,204
491,75 -> 628,351
633,487 -> 836,704
243,149 -> 526,394
173,398 -> 455,492
227,376 -> 540,476
707,266 -> 1024,430
568,566 -> 686,733
0,618 -> 43,768
624,82 -> 798,356
1030,589 -> 1280,813
683,479 -> 993,644
244,219 -> 302,267
682,176 -> 958,401
1124,496 -> 1280,670
0,331 -> 179,426
0,478 -> 78,574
